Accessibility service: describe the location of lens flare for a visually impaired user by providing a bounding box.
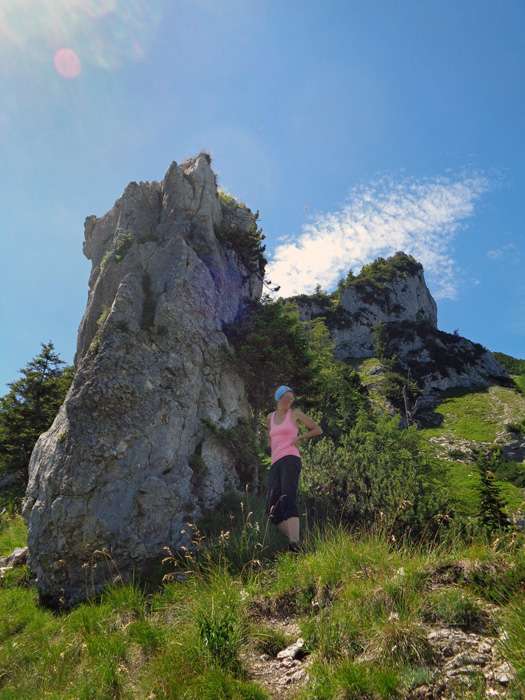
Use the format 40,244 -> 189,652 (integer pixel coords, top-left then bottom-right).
0,0 -> 163,75
54,48 -> 82,78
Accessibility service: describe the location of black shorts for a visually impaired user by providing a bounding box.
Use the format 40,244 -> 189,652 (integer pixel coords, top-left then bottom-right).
266,455 -> 302,525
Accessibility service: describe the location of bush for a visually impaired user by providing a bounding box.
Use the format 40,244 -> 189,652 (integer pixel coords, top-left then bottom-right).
299,410 -> 450,541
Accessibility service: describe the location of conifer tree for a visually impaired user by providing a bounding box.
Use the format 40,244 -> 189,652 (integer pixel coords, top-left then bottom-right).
0,342 -> 74,480
475,451 -> 512,532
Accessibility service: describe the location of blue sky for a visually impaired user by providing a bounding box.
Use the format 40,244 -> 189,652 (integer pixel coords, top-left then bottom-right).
1,0 -> 524,390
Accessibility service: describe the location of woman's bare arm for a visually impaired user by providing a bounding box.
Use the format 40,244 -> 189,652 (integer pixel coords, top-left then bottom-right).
291,409 -> 323,446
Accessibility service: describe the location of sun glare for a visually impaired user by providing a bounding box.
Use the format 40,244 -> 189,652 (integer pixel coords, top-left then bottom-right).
54,48 -> 82,79
0,0 -> 163,76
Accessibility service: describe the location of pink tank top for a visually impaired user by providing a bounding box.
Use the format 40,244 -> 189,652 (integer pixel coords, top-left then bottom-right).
270,409 -> 300,464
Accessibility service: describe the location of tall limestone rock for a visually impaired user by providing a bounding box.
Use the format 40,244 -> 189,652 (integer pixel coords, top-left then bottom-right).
294,253 -> 508,394
297,253 -> 438,359
22,154 -> 263,606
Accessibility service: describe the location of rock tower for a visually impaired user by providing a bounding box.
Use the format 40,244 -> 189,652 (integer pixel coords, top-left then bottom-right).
23,154 -> 262,606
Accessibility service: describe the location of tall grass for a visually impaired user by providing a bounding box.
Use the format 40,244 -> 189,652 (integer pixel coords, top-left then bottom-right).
0,512 -> 26,555
1,505 -> 524,698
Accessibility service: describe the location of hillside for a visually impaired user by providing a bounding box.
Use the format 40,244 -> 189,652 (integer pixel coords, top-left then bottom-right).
1,153 -> 524,698
1,500 -> 525,698
2,342 -> 525,699
354,356 -> 525,518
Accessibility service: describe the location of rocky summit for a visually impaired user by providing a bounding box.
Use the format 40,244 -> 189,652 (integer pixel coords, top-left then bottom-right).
293,252 -> 509,397
22,154 -> 263,606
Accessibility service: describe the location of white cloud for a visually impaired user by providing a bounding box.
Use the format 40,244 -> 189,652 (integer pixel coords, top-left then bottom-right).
488,243 -> 517,261
266,173 -> 490,300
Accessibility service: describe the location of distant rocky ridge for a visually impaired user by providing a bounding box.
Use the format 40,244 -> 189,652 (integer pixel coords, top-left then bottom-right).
293,252 -> 509,397
23,154 -> 263,606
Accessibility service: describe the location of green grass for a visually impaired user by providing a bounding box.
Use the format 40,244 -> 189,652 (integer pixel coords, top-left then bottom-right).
420,385 -> 525,443
0,513 -> 27,555
414,384 -> 525,523
2,507 -> 525,698
514,374 -> 525,393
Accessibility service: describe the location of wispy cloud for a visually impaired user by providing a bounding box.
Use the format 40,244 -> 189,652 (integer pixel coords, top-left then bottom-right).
266,173 -> 490,300
487,243 -> 518,262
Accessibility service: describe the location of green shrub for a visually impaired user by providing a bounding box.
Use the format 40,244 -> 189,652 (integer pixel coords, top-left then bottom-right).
301,606 -> 362,661
493,351 -> 525,376
500,595 -> 525,695
299,410 -> 449,541
114,233 -> 133,262
198,608 -> 239,668
217,188 -> 248,211
100,249 -> 111,269
505,421 -> 524,434
215,211 -> 267,277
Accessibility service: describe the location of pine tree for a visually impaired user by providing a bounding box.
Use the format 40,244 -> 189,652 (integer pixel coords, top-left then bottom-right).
0,342 -> 74,480
475,451 -> 512,532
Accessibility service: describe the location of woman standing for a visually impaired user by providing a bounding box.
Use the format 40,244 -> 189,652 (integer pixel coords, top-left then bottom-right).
266,386 -> 323,552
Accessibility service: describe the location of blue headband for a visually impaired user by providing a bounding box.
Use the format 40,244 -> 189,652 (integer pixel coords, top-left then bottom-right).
275,385 -> 292,402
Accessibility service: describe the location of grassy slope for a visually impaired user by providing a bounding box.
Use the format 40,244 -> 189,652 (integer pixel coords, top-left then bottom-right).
353,360 -> 525,519
514,373 -> 525,394
1,370 -> 524,697
2,514 -> 525,699
418,384 -> 525,516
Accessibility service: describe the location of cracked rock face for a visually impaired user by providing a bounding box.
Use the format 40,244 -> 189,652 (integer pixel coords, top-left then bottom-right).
295,253 -> 508,394
297,257 -> 438,360
22,154 -> 262,606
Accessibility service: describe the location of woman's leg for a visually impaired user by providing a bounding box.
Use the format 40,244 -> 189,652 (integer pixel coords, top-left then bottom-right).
277,517 -> 299,544
277,520 -> 290,538
287,517 -> 300,543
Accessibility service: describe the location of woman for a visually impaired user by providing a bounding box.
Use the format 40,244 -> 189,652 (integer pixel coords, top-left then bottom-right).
266,385 -> 323,551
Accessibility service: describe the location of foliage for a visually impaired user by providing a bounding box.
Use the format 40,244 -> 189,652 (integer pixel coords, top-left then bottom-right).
222,296 -> 317,431
514,373 -> 525,394
114,232 -> 133,262
337,252 -> 422,294
88,305 -> 111,354
0,342 -> 73,479
419,384 -> 524,443
96,303 -> 110,328
424,587 -> 489,631
202,417 -> 263,488
500,595 -> 525,695
1,506 -> 525,698
215,194 -> 267,278
0,513 -> 27,556
475,451 -> 513,532
299,410 -> 450,540
301,316 -> 368,441
372,321 -> 390,360
492,456 -> 525,488
198,607 -> 241,669
99,249 -> 111,269
218,187 -> 249,212
493,351 -> 525,375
